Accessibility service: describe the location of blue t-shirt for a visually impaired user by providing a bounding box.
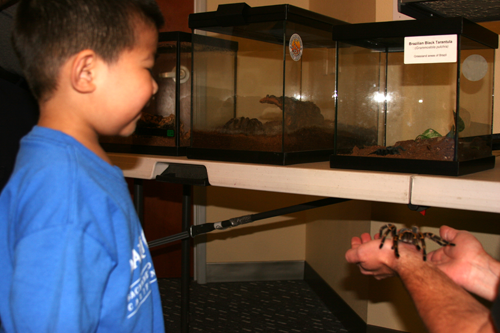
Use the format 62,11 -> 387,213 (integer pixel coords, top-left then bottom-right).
0,126 -> 164,332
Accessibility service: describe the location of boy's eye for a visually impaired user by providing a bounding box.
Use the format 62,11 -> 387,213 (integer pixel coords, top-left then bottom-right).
147,68 -> 154,76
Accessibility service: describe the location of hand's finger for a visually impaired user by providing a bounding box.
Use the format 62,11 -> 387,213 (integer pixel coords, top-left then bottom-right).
345,248 -> 359,264
440,225 -> 458,242
358,265 -> 394,279
425,246 -> 449,265
360,233 -> 372,243
357,265 -> 372,274
426,249 -> 441,263
351,236 -> 362,248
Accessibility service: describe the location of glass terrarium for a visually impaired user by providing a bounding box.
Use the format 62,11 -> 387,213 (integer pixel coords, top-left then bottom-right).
188,3 -> 346,165
100,31 -> 192,155
330,18 -> 497,176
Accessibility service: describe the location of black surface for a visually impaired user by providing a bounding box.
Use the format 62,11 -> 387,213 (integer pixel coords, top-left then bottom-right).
187,148 -> 335,166
160,279 -> 350,333
181,185 -> 191,333
189,3 -> 347,47
100,143 -> 188,156
159,31 -> 192,43
493,134 -> 500,150
399,0 -> 500,22
304,263 -> 367,333
0,76 -> 39,192
330,155 -> 496,176
156,164 -> 210,186
159,273 -> 405,332
331,17 -> 498,50
189,3 -> 347,30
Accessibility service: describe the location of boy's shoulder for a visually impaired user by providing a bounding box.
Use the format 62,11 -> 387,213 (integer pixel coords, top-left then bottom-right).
18,126 -> 109,168
14,126 -> 78,171
2,126 -> 129,235
6,127 -> 86,196
10,126 -> 121,194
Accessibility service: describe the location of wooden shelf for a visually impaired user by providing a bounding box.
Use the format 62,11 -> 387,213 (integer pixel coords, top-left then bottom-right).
411,161 -> 500,213
108,153 -> 500,213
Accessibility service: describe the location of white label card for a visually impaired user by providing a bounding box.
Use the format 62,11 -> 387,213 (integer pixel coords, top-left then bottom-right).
404,34 -> 457,64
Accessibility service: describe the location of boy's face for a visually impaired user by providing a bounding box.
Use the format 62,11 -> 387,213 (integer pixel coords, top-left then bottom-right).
95,23 -> 158,137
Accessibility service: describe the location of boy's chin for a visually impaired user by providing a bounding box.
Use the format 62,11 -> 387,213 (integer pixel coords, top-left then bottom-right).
120,129 -> 136,137
117,126 -> 137,137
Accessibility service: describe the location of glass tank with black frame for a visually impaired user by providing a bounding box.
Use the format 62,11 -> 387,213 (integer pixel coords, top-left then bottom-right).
188,3 -> 346,165
330,18 -> 497,176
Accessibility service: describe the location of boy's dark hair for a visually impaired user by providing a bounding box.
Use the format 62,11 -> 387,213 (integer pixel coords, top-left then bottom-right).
13,0 -> 164,101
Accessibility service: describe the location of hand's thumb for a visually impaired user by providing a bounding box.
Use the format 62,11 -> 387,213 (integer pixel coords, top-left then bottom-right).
440,225 -> 458,242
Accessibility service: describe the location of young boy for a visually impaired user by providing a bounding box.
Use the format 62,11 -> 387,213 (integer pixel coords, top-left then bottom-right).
0,0 -> 165,331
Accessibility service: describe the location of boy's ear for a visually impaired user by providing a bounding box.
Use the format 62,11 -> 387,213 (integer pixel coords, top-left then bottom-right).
70,50 -> 98,93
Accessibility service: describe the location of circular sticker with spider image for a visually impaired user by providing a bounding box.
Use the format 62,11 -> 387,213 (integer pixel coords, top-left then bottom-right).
289,33 -> 303,62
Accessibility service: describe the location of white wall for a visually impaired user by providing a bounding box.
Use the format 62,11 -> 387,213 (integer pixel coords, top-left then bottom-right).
206,187 -> 308,263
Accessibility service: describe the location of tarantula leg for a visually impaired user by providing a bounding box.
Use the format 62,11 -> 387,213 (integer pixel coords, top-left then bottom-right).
379,224 -> 389,238
379,234 -> 388,249
420,237 -> 427,261
423,232 -> 456,247
379,224 -> 394,249
393,237 -> 400,258
413,233 -> 422,251
410,227 -> 421,251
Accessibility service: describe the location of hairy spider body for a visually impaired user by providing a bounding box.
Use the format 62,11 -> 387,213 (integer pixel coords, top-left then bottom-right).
379,224 -> 455,261
369,145 -> 406,156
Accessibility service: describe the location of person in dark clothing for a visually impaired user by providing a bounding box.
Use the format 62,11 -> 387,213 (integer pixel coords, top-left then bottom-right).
0,0 -> 39,191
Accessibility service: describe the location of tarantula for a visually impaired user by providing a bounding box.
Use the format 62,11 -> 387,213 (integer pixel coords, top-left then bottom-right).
379,224 -> 455,261
369,145 -> 406,156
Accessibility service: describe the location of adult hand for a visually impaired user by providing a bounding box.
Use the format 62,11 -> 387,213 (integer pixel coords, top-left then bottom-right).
345,231 -> 422,280
427,225 -> 500,301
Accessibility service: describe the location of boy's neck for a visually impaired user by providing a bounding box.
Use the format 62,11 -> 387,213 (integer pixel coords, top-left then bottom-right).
38,106 -> 113,165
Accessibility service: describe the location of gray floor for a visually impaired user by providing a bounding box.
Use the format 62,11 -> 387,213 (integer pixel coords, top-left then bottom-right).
159,279 -> 349,333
